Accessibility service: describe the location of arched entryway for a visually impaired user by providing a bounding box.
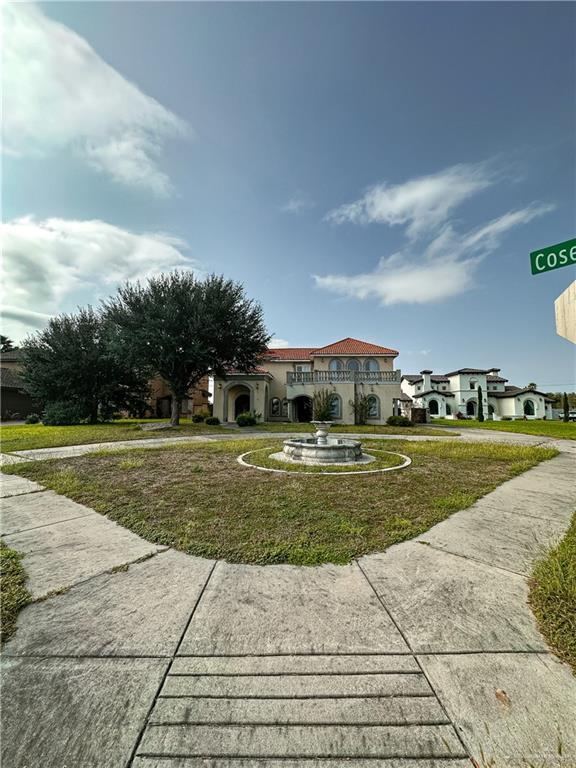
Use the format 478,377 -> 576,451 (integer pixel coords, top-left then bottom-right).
466,400 -> 476,417
224,384 -> 252,422
524,399 -> 535,417
428,399 -> 439,416
293,395 -> 313,422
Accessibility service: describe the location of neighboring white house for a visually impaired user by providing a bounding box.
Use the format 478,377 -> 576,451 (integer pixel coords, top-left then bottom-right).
212,337 -> 402,425
400,368 -> 554,420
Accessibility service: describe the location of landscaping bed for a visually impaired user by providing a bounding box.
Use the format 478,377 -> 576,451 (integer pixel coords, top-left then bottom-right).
4,439 -> 557,566
530,512 -> 576,672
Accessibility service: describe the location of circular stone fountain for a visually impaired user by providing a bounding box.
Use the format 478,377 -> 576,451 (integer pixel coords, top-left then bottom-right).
270,421 -> 375,466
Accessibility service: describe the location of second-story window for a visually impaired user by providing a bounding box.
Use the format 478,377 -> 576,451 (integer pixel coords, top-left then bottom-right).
346,358 -> 360,372
329,359 -> 343,371
365,358 -> 379,372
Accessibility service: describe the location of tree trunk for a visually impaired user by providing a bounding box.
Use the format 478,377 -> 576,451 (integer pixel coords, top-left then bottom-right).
89,400 -> 99,424
170,395 -> 181,427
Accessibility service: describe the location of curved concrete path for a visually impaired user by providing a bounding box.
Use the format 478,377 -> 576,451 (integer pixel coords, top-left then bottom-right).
0,437 -> 575,767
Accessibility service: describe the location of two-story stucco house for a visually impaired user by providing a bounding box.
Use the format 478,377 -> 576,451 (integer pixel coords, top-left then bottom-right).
401,368 -> 554,420
212,337 -> 402,424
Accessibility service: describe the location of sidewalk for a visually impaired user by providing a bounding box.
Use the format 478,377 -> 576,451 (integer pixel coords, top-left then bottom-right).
1,446 -> 575,767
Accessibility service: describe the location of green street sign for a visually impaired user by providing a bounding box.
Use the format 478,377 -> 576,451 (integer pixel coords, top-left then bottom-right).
530,237 -> 576,275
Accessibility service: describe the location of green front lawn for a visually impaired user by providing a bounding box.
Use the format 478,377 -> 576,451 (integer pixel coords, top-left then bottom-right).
432,418 -> 576,440
4,439 -> 557,566
0,419 -> 227,453
0,541 -> 31,644
530,512 -> 576,672
254,422 -> 453,437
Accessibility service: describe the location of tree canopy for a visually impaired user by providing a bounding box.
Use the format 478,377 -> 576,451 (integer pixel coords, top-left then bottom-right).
105,271 -> 270,425
1,336 -> 15,352
22,307 -> 150,423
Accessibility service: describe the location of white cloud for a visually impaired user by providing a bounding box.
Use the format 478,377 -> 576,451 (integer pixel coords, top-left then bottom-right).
281,196 -> 315,214
315,203 -> 553,306
326,163 -> 495,239
3,3 -> 187,195
268,337 -> 290,348
1,217 -> 197,342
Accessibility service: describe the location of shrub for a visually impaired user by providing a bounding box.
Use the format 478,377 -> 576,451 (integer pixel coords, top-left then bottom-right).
386,415 -> 412,427
24,413 -> 41,424
477,385 -> 484,422
236,410 -> 259,427
350,394 -> 371,425
192,414 -> 206,423
205,416 -> 220,426
313,389 -> 337,421
43,401 -> 88,426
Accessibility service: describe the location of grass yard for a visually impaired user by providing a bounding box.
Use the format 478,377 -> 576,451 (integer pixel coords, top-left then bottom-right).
432,418 -> 576,440
0,541 -> 32,644
0,419 -> 227,453
4,438 -> 557,566
253,422 -> 453,436
530,512 -> 576,673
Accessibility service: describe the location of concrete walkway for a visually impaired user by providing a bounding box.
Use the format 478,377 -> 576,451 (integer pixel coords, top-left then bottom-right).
1,441 -> 575,767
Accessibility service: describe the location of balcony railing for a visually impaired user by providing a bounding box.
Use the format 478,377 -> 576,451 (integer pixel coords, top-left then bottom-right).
286,370 -> 401,385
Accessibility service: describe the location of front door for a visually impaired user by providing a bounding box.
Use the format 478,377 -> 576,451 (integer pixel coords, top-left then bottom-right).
234,393 -> 250,419
294,396 -> 313,422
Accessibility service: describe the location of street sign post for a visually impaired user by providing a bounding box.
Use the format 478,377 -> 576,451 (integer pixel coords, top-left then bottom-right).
530,237 -> 576,275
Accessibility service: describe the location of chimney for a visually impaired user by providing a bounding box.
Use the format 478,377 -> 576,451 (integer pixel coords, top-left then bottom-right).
420,369 -> 432,390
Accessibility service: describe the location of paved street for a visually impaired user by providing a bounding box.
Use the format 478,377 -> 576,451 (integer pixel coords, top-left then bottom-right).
1,436 -> 575,767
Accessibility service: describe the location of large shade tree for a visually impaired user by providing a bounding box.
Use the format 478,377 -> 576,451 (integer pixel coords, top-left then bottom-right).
105,271 -> 270,425
22,308 -> 151,423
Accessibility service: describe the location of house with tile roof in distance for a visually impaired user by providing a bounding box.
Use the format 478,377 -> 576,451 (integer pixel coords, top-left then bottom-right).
212,337 -> 402,424
400,368 -> 554,420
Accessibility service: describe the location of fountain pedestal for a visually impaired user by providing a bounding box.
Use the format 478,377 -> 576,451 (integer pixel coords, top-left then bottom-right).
273,420 -> 374,466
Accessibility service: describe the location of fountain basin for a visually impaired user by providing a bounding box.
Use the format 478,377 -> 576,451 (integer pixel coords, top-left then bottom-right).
274,436 -> 374,466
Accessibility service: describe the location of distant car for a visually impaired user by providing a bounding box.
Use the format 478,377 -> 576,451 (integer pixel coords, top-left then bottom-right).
569,410 -> 576,422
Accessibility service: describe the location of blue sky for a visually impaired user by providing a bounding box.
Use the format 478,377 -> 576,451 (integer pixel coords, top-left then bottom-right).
3,1 -> 575,390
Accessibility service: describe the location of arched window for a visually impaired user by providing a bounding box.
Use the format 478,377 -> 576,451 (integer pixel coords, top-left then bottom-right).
365,358 -> 379,372
330,394 -> 342,419
428,399 -> 439,415
524,399 -> 535,416
488,404 -> 495,416
270,397 -> 281,417
367,395 -> 380,419
329,359 -> 343,371
346,358 -> 360,372
446,404 -> 452,416
466,400 -> 476,416
281,399 -> 288,418
470,380 -> 477,391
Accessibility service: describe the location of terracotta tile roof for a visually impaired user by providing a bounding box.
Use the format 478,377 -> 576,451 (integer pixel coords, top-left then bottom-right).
444,368 -> 492,376
487,375 -> 508,383
310,338 -> 399,356
262,348 -> 316,361
0,367 -> 25,389
0,348 -> 23,363
402,374 -> 450,384
227,366 -> 270,375
491,386 -> 553,401
414,389 -> 455,398
263,338 -> 398,360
